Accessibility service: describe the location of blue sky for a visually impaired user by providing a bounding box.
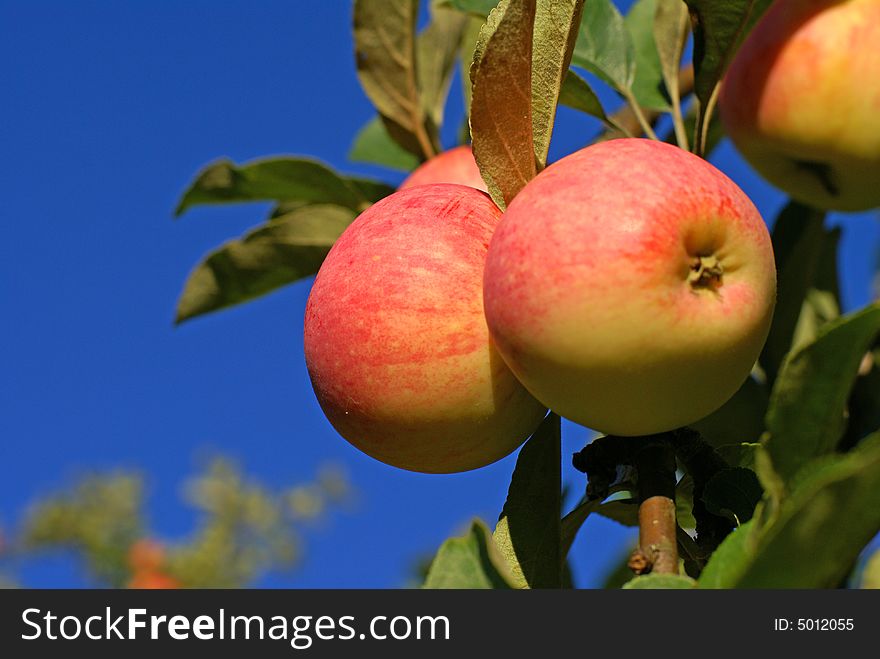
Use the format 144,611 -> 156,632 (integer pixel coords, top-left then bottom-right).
1,0 -> 878,588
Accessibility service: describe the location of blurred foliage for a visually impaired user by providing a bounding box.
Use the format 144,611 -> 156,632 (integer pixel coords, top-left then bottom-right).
8,458 -> 353,588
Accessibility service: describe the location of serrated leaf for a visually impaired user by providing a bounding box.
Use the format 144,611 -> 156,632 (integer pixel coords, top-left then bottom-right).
697,519 -> 755,588
734,433 -> 880,588
175,205 -> 356,323
623,574 -> 696,589
571,0 -> 635,94
764,304 -> 880,485
653,0 -> 689,113
354,0 -> 438,159
175,158 -> 371,216
470,0 -> 537,209
702,467 -> 762,525
683,0 -> 773,111
531,0 -> 585,168
441,0 -> 499,15
418,1 -> 468,129
558,69 -> 617,128
424,520 -> 516,589
760,202 -> 828,384
626,0 -> 670,111
493,413 -> 561,588
349,116 -> 421,171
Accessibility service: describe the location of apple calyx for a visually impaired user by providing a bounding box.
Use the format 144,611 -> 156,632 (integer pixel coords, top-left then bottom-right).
689,255 -> 724,291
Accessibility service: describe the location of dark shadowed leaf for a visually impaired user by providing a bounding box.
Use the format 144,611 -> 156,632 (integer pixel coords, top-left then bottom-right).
470,0 -> 537,208
349,116 -> 421,171
714,443 -> 759,470
623,574 -> 695,589
571,0 -> 634,94
764,304 -> 880,485
760,202 -> 828,384
345,177 -> 396,205
842,348 -> 880,448
704,434 -> 880,588
175,158 -> 370,216
626,0 -> 670,111
494,413 -> 561,588
560,497 -> 602,559
558,69 -> 618,128
424,520 -> 516,588
354,0 -> 438,159
175,205 -> 356,323
418,1 -> 468,129
702,467 -> 763,525
531,0 -> 586,168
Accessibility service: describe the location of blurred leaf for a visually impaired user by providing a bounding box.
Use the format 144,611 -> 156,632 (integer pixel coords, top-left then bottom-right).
531,0 -> 585,168
345,176 -> 396,204
714,443 -> 759,470
719,433 -> 880,588
683,0 -> 773,111
418,1 -> 468,129
626,0 -> 670,111
442,0 -> 499,15
843,348 -> 880,447
862,549 -> 880,589
690,376 -> 768,448
175,157 -> 372,216
697,519 -> 755,588
789,228 -> 843,352
601,548 -> 638,589
764,303 -> 880,485
623,574 -> 695,589
597,497 -> 639,527
424,520 -> 516,588
702,467 -> 762,525
571,0 -> 635,94
760,202 -> 828,383
653,0 -> 689,111
494,413 -> 562,588
558,69 -> 619,129
459,15 -> 485,120
349,116 -> 421,171
175,205 -> 356,323
354,0 -> 438,159
470,0 -> 537,209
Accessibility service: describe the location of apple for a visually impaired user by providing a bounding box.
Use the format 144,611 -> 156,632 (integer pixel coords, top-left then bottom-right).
483,138 -> 776,436
399,145 -> 488,192
720,0 -> 880,211
127,538 -> 166,573
128,571 -> 181,589
304,184 -> 547,473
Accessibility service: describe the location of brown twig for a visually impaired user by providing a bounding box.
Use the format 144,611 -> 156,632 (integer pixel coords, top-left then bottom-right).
633,441 -> 680,575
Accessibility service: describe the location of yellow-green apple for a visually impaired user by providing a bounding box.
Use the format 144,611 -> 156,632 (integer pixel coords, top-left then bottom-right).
720,0 -> 880,211
304,184 -> 547,473
483,138 -> 776,436
399,145 -> 488,192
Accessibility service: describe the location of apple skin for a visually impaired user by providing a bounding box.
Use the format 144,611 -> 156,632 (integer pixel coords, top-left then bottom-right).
483,138 -> 776,436
399,146 -> 488,192
304,184 -> 547,473
720,0 -> 880,211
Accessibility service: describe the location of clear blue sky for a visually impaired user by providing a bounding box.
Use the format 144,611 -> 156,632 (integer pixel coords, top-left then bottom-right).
1,0 -> 878,588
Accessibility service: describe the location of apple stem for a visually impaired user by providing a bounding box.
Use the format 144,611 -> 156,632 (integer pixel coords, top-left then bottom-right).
632,441 -> 680,575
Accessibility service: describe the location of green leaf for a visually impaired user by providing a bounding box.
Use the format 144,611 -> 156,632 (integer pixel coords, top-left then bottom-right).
702,467 -> 763,525
683,0 -> 773,112
470,0 -> 538,209
760,202 -> 828,384
348,116 -> 421,171
764,303 -> 880,485
344,176 -> 396,205
531,0 -> 585,169
626,0 -> 670,111
458,16 -> 485,120
423,520 -> 516,589
714,443 -> 760,470
175,205 -> 356,323
675,473 -> 697,530
862,549 -> 880,589
175,157 -> 370,217
441,0 -> 499,16
843,347 -> 880,447
737,433 -> 880,588
623,574 -> 696,589
697,519 -> 755,588
690,376 -> 768,448
417,1 -> 468,129
560,497 -> 602,559
353,0 -> 437,159
558,69 -> 618,129
494,413 -> 561,589
652,0 -> 689,116
571,0 -> 635,94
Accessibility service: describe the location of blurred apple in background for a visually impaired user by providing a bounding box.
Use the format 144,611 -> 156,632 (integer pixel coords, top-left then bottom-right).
399,146 -> 488,192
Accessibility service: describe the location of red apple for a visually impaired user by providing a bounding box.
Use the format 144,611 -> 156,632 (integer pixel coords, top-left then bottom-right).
720,0 -> 880,211
304,184 -> 547,473
399,145 -> 488,192
483,139 -> 776,436
128,571 -> 181,590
